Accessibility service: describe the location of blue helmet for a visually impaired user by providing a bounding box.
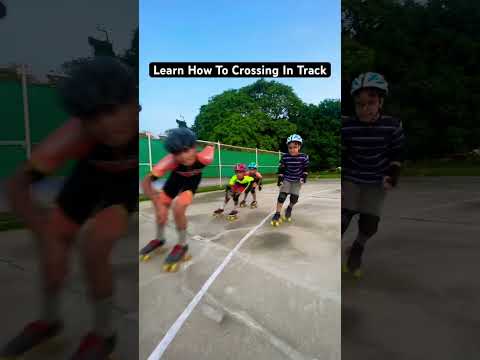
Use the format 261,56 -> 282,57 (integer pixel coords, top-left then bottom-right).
286,134 -> 303,145
248,162 -> 257,169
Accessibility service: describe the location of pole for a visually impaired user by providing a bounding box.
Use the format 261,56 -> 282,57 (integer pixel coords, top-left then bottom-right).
255,147 -> 258,168
21,64 -> 31,159
147,133 -> 153,171
217,141 -> 222,186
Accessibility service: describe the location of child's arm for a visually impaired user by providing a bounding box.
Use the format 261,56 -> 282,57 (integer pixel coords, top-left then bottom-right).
277,155 -> 285,186
142,154 -> 178,198
301,155 -> 310,183
228,175 -> 237,187
386,120 -> 405,187
197,145 -> 214,165
7,118 -> 94,233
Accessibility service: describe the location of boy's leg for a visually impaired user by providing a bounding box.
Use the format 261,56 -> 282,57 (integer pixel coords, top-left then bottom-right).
354,184 -> 386,245
341,180 -> 361,238
40,207 -> 79,323
276,181 -> 290,212
152,191 -> 172,240
341,208 -> 355,236
284,181 -> 301,218
172,191 -> 193,246
82,205 -> 129,337
347,184 -> 386,273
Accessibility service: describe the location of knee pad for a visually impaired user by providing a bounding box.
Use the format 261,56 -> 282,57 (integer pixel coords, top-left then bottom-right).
277,192 -> 288,203
289,194 -> 299,204
341,208 -> 355,235
176,191 -> 193,207
358,213 -> 380,237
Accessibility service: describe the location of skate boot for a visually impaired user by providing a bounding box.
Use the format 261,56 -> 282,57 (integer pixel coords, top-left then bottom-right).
342,242 -> 364,278
226,210 -> 238,221
213,208 -> 224,216
0,320 -> 63,358
250,200 -> 258,209
282,206 -> 293,222
239,200 -> 247,208
139,239 -> 166,261
70,332 -> 116,360
270,212 -> 282,226
163,244 -> 191,272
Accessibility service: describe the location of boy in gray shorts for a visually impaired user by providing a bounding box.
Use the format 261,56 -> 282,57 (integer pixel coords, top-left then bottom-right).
341,72 -> 405,277
271,134 -> 309,226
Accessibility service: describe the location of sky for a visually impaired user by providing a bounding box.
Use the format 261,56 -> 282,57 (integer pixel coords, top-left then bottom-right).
140,0 -> 341,135
0,0 -> 137,78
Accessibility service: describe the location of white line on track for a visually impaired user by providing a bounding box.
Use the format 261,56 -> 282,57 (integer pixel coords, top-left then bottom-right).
147,188 -> 336,359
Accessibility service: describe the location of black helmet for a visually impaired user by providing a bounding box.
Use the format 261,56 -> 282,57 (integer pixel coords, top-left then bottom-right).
165,128 -> 197,154
59,56 -> 136,119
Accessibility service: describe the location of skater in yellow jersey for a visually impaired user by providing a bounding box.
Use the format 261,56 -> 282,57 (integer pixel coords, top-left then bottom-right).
213,164 -> 254,221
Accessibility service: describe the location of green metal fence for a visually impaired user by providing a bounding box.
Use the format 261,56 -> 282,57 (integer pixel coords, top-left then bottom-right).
139,134 -> 281,185
0,66 -> 70,178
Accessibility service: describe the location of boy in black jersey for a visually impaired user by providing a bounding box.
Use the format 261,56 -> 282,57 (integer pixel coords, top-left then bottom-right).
341,72 -> 405,277
141,128 -> 214,271
2,57 -> 139,359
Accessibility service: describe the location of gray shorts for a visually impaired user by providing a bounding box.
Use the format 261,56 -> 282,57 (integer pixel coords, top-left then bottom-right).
279,180 -> 302,196
342,180 -> 386,216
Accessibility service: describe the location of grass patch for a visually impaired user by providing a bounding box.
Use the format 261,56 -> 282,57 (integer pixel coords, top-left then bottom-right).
0,212 -> 24,232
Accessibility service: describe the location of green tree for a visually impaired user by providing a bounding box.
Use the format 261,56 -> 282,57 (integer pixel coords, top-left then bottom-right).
192,79 -> 341,170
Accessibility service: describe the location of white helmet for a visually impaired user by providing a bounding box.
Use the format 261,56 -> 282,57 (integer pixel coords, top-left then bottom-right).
286,134 -> 303,145
351,72 -> 388,95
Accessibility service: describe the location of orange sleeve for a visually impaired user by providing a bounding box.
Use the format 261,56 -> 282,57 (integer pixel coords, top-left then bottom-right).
197,145 -> 214,165
151,154 -> 178,177
29,118 -> 95,174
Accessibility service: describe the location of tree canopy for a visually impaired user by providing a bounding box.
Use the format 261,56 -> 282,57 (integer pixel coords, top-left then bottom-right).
192,79 -> 340,170
342,0 -> 480,159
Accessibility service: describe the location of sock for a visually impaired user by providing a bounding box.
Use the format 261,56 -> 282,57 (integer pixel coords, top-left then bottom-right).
42,289 -> 61,323
93,297 -> 114,337
354,232 -> 370,247
156,223 -> 164,240
177,228 -> 187,245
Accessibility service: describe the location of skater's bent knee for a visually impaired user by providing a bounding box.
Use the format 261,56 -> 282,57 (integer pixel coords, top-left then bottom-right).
358,213 -> 379,237
289,194 -> 299,204
277,192 -> 287,203
154,191 -> 172,208
177,191 -> 193,207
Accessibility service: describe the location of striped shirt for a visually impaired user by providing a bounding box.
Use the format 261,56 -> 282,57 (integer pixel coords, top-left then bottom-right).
341,115 -> 405,184
278,153 -> 309,182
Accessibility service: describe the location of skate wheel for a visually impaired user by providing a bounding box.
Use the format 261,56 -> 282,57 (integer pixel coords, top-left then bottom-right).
144,255 -> 151,261
170,263 -> 179,272
139,255 -> 144,261
183,254 -> 192,262
353,269 -> 363,279
163,264 -> 170,272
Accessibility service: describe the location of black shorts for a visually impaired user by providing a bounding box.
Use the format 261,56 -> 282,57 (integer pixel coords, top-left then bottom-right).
162,171 -> 202,199
56,161 -> 138,225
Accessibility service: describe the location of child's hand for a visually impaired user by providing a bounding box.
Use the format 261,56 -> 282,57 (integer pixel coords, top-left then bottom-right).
383,176 -> 393,190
